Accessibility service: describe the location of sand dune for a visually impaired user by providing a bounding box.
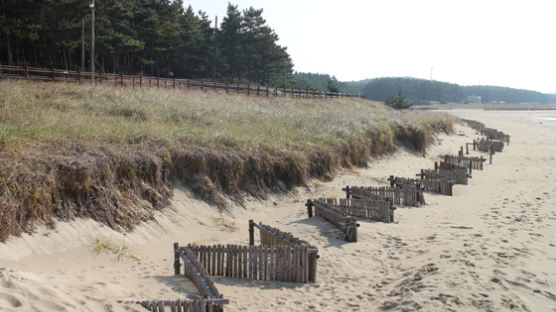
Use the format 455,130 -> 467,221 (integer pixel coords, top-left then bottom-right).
1,109 -> 555,311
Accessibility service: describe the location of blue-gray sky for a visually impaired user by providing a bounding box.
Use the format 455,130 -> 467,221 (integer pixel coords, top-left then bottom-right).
185,0 -> 555,93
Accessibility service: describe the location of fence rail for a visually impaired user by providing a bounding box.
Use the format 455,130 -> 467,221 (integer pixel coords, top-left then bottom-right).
0,64 -> 363,99
344,185 -> 421,207
306,199 -> 360,242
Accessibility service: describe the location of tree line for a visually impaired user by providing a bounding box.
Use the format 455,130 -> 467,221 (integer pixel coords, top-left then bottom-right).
359,77 -> 556,104
0,1 -> 294,86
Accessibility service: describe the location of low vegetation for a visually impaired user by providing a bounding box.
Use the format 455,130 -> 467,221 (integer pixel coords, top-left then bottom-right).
0,80 -> 453,241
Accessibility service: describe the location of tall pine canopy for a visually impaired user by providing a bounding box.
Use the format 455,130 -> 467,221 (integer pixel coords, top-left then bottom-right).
0,1 -> 293,85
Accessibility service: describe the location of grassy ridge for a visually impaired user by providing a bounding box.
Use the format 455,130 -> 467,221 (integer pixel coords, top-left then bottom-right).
0,81 -> 453,241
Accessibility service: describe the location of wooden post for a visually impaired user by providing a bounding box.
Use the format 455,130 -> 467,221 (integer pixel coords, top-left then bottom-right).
257,85 -> 260,96
174,243 -> 180,275
434,161 -> 438,171
120,72 -> 123,86
306,200 -> 313,218
468,160 -> 472,175
157,76 -> 160,88
247,83 -> 250,96
139,74 -> 142,87
249,220 -> 255,246
173,77 -> 176,89
480,156 -> 484,170
225,83 -> 228,94
25,65 -> 29,78
389,175 -> 395,187
308,251 -> 318,283
236,83 -> 239,94
466,143 -> 469,155
51,67 -> 55,81
489,148 -> 493,164
344,186 -> 351,199
266,87 -> 269,97
78,69 -> 81,84
473,139 -> 477,150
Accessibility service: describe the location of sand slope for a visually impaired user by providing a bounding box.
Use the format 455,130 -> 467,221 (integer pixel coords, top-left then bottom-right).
0,109 -> 555,311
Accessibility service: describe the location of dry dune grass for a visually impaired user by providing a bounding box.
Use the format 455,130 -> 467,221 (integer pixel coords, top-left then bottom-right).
0,80 -> 453,241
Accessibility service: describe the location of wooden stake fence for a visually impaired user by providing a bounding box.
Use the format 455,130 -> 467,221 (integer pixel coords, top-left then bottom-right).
442,155 -> 484,170
249,221 -> 319,282
462,118 -> 510,144
174,244 -> 223,298
139,299 -> 229,312
388,176 -> 454,196
0,64 -> 363,99
319,197 -> 395,223
306,199 -> 360,242
420,167 -> 469,185
343,184 -> 422,207
186,244 -> 312,283
477,138 -> 504,153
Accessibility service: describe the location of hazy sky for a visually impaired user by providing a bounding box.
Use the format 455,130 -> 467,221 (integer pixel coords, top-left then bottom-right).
185,0 -> 555,93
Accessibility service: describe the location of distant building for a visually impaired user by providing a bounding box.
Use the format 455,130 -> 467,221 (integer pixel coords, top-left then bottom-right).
466,95 -> 482,104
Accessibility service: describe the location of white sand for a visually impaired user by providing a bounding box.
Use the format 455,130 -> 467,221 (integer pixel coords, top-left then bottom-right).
1,109 -> 555,311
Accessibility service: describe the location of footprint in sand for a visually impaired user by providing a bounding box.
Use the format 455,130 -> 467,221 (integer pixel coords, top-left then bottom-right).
0,292 -> 22,308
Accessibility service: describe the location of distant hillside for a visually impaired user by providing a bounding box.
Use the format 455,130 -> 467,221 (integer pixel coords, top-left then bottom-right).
361,77 -> 556,104
293,72 -> 361,94
341,79 -> 373,94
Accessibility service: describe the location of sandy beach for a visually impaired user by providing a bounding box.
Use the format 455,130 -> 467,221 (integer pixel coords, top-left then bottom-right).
1,109 -> 555,311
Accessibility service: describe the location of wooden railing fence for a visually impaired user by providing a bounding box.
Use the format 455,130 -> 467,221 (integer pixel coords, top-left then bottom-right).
0,64 -> 363,99
343,185 -> 422,207
306,199 -> 360,242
